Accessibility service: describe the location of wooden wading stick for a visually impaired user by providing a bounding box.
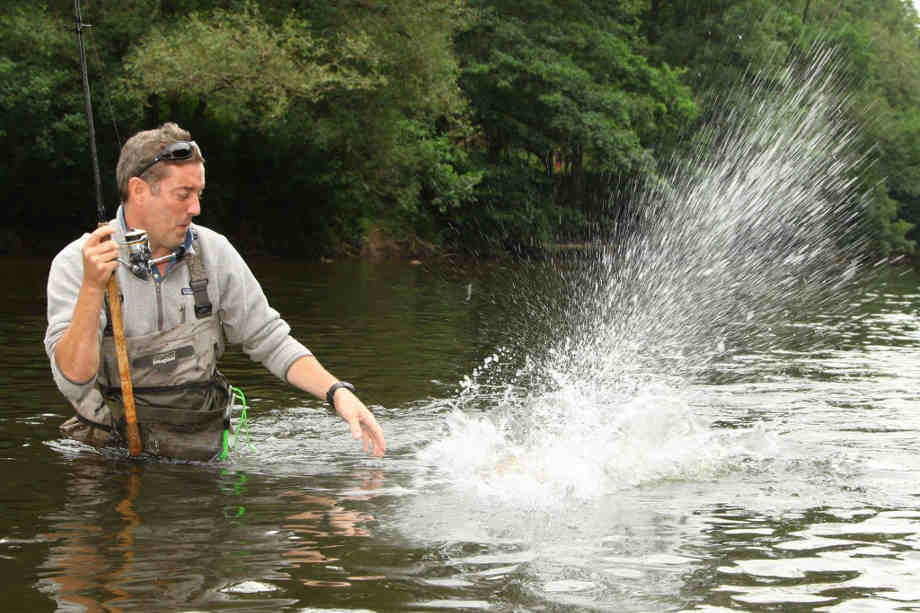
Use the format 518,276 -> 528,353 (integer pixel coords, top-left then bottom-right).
75,0 -> 142,455
105,265 -> 143,456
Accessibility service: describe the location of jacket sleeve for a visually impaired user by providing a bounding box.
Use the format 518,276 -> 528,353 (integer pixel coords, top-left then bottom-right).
207,231 -> 312,381
44,234 -> 106,405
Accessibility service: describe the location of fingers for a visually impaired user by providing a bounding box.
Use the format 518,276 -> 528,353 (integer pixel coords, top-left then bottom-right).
361,413 -> 386,457
89,224 -> 117,243
336,390 -> 386,457
345,407 -> 386,457
86,224 -> 117,253
82,225 -> 120,289
349,414 -> 363,440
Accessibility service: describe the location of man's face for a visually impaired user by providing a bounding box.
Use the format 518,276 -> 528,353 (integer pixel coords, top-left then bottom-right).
138,162 -> 205,257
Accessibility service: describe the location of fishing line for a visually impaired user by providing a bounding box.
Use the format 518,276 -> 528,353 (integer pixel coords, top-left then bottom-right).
73,0 -> 104,222
85,24 -> 123,149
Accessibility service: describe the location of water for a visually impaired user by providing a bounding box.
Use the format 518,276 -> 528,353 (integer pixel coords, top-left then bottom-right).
4,49 -> 920,611
2,259 -> 918,612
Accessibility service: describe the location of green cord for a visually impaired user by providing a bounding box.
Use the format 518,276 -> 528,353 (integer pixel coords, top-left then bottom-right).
219,385 -> 256,461
230,386 -> 256,452
219,428 -> 230,461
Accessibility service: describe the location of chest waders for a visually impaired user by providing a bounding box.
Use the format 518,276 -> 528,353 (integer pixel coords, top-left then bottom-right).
63,246 -> 233,461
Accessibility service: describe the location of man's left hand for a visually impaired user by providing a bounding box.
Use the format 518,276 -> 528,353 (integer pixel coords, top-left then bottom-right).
333,388 -> 386,457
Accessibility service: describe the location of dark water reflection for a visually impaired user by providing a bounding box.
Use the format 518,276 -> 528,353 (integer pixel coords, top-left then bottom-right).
226,257 -> 498,408
35,460 -> 396,611
0,255 -> 505,612
2,256 -> 919,612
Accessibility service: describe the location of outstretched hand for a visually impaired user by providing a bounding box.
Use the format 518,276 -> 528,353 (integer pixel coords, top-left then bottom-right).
284,356 -> 387,458
332,388 -> 386,457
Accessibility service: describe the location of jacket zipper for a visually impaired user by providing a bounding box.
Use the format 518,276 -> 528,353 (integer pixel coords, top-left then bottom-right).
156,280 -> 164,331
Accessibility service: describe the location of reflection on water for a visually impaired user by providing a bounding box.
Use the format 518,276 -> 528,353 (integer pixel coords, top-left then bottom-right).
33,455 -> 394,612
38,464 -> 144,613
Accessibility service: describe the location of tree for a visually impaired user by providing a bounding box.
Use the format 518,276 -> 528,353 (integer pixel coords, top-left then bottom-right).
122,0 -> 479,254
454,0 -> 697,250
0,3 -> 105,248
647,0 -> 920,255
810,0 -> 920,254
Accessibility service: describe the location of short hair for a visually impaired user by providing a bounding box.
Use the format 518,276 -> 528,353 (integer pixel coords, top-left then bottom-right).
115,122 -> 205,201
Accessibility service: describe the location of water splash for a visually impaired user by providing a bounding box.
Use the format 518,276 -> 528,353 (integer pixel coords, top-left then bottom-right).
575,47 -> 872,381
419,47 -> 877,504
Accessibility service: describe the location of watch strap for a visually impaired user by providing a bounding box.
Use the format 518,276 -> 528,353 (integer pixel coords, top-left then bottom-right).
326,381 -> 356,407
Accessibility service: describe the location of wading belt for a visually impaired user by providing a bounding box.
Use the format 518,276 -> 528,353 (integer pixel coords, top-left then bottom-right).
101,379 -> 230,431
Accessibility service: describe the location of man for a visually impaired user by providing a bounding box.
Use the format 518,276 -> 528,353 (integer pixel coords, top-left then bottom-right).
45,122 -> 385,460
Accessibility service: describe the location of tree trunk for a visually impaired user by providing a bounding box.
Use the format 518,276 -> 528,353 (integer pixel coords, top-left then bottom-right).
647,0 -> 661,44
144,93 -> 160,127
193,96 -> 207,125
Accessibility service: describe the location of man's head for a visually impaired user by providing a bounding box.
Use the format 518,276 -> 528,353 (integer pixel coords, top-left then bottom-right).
117,123 -> 206,257
116,122 -> 204,201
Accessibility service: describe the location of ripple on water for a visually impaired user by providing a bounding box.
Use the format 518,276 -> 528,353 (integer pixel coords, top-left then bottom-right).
219,581 -> 281,594
543,579 -> 597,592
409,600 -> 492,610
711,510 -> 920,607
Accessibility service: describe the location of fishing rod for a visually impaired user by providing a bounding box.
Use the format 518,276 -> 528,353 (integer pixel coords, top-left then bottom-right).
74,0 -> 142,456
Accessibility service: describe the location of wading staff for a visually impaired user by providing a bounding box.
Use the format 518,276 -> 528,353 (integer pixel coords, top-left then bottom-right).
74,0 -> 142,456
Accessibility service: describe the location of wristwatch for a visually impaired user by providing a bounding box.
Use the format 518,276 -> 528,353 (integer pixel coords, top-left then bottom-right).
326,381 -> 356,408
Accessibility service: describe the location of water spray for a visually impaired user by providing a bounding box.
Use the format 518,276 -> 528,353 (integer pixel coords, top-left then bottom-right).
420,45 -> 879,503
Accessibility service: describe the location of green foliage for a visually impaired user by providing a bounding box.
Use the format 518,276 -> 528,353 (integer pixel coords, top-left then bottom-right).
0,3 -> 100,247
270,0 -> 479,251
648,0 -> 806,102
456,0 -> 697,239
823,2 -> 920,254
2,0 -> 920,259
451,157 -> 584,256
0,5 -> 85,166
123,3 -> 384,126
648,0 -> 920,255
799,0 -> 920,254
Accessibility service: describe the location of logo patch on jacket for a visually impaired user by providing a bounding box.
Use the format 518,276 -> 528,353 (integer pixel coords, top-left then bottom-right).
152,351 -> 176,366
133,345 -> 195,372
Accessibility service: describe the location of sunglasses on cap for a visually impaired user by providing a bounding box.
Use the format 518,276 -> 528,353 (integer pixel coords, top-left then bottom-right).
134,140 -> 201,178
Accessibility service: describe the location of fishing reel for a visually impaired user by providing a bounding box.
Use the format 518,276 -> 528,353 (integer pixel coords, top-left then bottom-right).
120,229 -> 180,280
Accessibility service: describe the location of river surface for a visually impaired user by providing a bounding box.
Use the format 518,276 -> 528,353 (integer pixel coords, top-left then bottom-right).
1,254 -> 919,612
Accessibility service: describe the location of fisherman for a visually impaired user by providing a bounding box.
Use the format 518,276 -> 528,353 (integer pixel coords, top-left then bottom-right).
44,122 -> 386,460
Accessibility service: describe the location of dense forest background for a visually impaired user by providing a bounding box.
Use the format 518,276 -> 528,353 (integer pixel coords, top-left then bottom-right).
2,0 -> 920,259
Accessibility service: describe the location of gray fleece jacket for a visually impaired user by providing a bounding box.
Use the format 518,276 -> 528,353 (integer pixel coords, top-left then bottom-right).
44,209 -> 311,405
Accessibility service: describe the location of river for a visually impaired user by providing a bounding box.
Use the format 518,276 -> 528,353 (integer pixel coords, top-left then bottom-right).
1,253 -> 918,612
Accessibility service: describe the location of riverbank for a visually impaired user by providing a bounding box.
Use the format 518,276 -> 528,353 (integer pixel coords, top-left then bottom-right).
8,223 -> 916,271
